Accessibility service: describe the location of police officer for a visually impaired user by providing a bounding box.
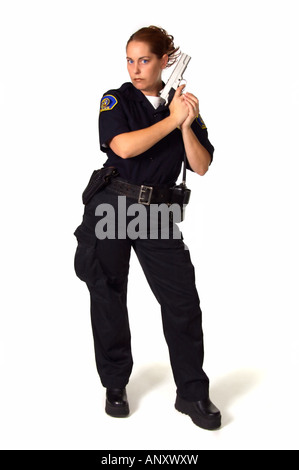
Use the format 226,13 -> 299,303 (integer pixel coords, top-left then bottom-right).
74,26 -> 221,430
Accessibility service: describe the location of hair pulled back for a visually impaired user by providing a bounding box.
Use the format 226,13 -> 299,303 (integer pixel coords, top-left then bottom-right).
127,25 -> 180,67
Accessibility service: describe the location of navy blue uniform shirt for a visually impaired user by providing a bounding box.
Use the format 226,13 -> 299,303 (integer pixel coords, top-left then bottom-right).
99,82 -> 214,186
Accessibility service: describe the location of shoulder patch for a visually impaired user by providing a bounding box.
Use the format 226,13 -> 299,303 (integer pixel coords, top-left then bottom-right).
100,94 -> 118,112
195,114 -> 207,130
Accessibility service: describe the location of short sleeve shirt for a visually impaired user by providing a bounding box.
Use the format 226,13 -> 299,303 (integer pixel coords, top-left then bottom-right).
99,82 -> 214,186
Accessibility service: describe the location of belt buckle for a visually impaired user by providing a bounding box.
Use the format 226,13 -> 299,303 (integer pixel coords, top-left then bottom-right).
138,185 -> 153,205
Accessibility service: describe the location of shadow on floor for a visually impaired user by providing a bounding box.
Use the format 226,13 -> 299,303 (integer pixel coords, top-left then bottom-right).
127,363 -> 264,427
210,367 -> 264,427
127,363 -> 171,413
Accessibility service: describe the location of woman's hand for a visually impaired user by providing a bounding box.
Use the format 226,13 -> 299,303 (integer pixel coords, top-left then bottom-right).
169,85 -> 189,127
178,91 -> 211,176
108,86 -> 199,160
180,92 -> 199,130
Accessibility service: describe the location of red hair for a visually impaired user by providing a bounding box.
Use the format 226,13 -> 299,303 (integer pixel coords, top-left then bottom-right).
127,26 -> 180,67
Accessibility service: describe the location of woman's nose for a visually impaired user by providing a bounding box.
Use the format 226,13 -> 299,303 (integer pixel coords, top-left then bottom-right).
134,63 -> 140,74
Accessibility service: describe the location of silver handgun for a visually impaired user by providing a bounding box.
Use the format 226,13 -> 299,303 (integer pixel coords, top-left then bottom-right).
159,53 -> 191,106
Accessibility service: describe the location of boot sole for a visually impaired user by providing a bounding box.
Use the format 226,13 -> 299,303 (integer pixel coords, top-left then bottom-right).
105,401 -> 130,418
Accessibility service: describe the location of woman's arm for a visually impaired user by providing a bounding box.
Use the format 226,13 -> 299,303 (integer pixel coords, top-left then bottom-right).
109,85 -> 188,159
180,93 -> 212,176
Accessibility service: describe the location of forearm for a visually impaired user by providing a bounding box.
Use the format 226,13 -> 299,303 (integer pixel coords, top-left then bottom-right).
109,115 -> 178,159
181,127 -> 211,176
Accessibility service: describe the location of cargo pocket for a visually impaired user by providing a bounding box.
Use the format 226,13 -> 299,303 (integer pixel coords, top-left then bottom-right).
74,225 -> 101,286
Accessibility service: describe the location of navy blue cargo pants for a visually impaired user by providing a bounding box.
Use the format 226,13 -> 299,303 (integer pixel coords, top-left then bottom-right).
74,185 -> 209,401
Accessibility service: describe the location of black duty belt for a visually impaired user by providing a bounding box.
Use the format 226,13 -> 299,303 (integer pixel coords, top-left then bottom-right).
109,178 -> 172,205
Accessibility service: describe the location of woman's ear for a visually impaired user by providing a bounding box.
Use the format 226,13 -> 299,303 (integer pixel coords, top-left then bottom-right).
161,54 -> 169,70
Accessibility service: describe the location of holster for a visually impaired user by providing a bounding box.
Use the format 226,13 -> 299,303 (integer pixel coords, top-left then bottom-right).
170,183 -> 191,221
82,166 -> 119,205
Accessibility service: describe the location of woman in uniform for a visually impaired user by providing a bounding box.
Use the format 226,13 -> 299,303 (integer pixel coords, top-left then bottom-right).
74,25 -> 221,430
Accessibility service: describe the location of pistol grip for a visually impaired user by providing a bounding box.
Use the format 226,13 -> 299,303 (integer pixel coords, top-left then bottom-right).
167,88 -> 175,105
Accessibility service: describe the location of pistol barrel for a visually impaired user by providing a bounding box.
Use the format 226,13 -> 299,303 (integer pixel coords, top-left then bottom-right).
159,53 -> 191,105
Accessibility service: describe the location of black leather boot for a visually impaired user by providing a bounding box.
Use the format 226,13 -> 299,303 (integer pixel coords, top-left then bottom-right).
175,395 -> 221,430
105,388 -> 130,418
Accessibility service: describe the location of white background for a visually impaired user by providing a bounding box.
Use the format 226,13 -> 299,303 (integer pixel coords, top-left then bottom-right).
0,0 -> 298,450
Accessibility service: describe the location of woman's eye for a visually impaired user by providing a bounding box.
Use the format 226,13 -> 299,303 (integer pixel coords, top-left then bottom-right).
127,59 -> 133,64
141,59 -> 149,64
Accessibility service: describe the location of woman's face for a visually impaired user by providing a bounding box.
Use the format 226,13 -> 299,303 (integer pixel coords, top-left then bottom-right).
126,41 -> 168,96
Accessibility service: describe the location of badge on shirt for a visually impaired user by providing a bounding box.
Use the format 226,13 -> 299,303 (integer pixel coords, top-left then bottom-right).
196,114 -> 207,129
100,95 -> 118,112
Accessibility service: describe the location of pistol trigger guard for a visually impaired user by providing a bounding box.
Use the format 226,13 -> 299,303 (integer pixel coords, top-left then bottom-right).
178,79 -> 187,93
